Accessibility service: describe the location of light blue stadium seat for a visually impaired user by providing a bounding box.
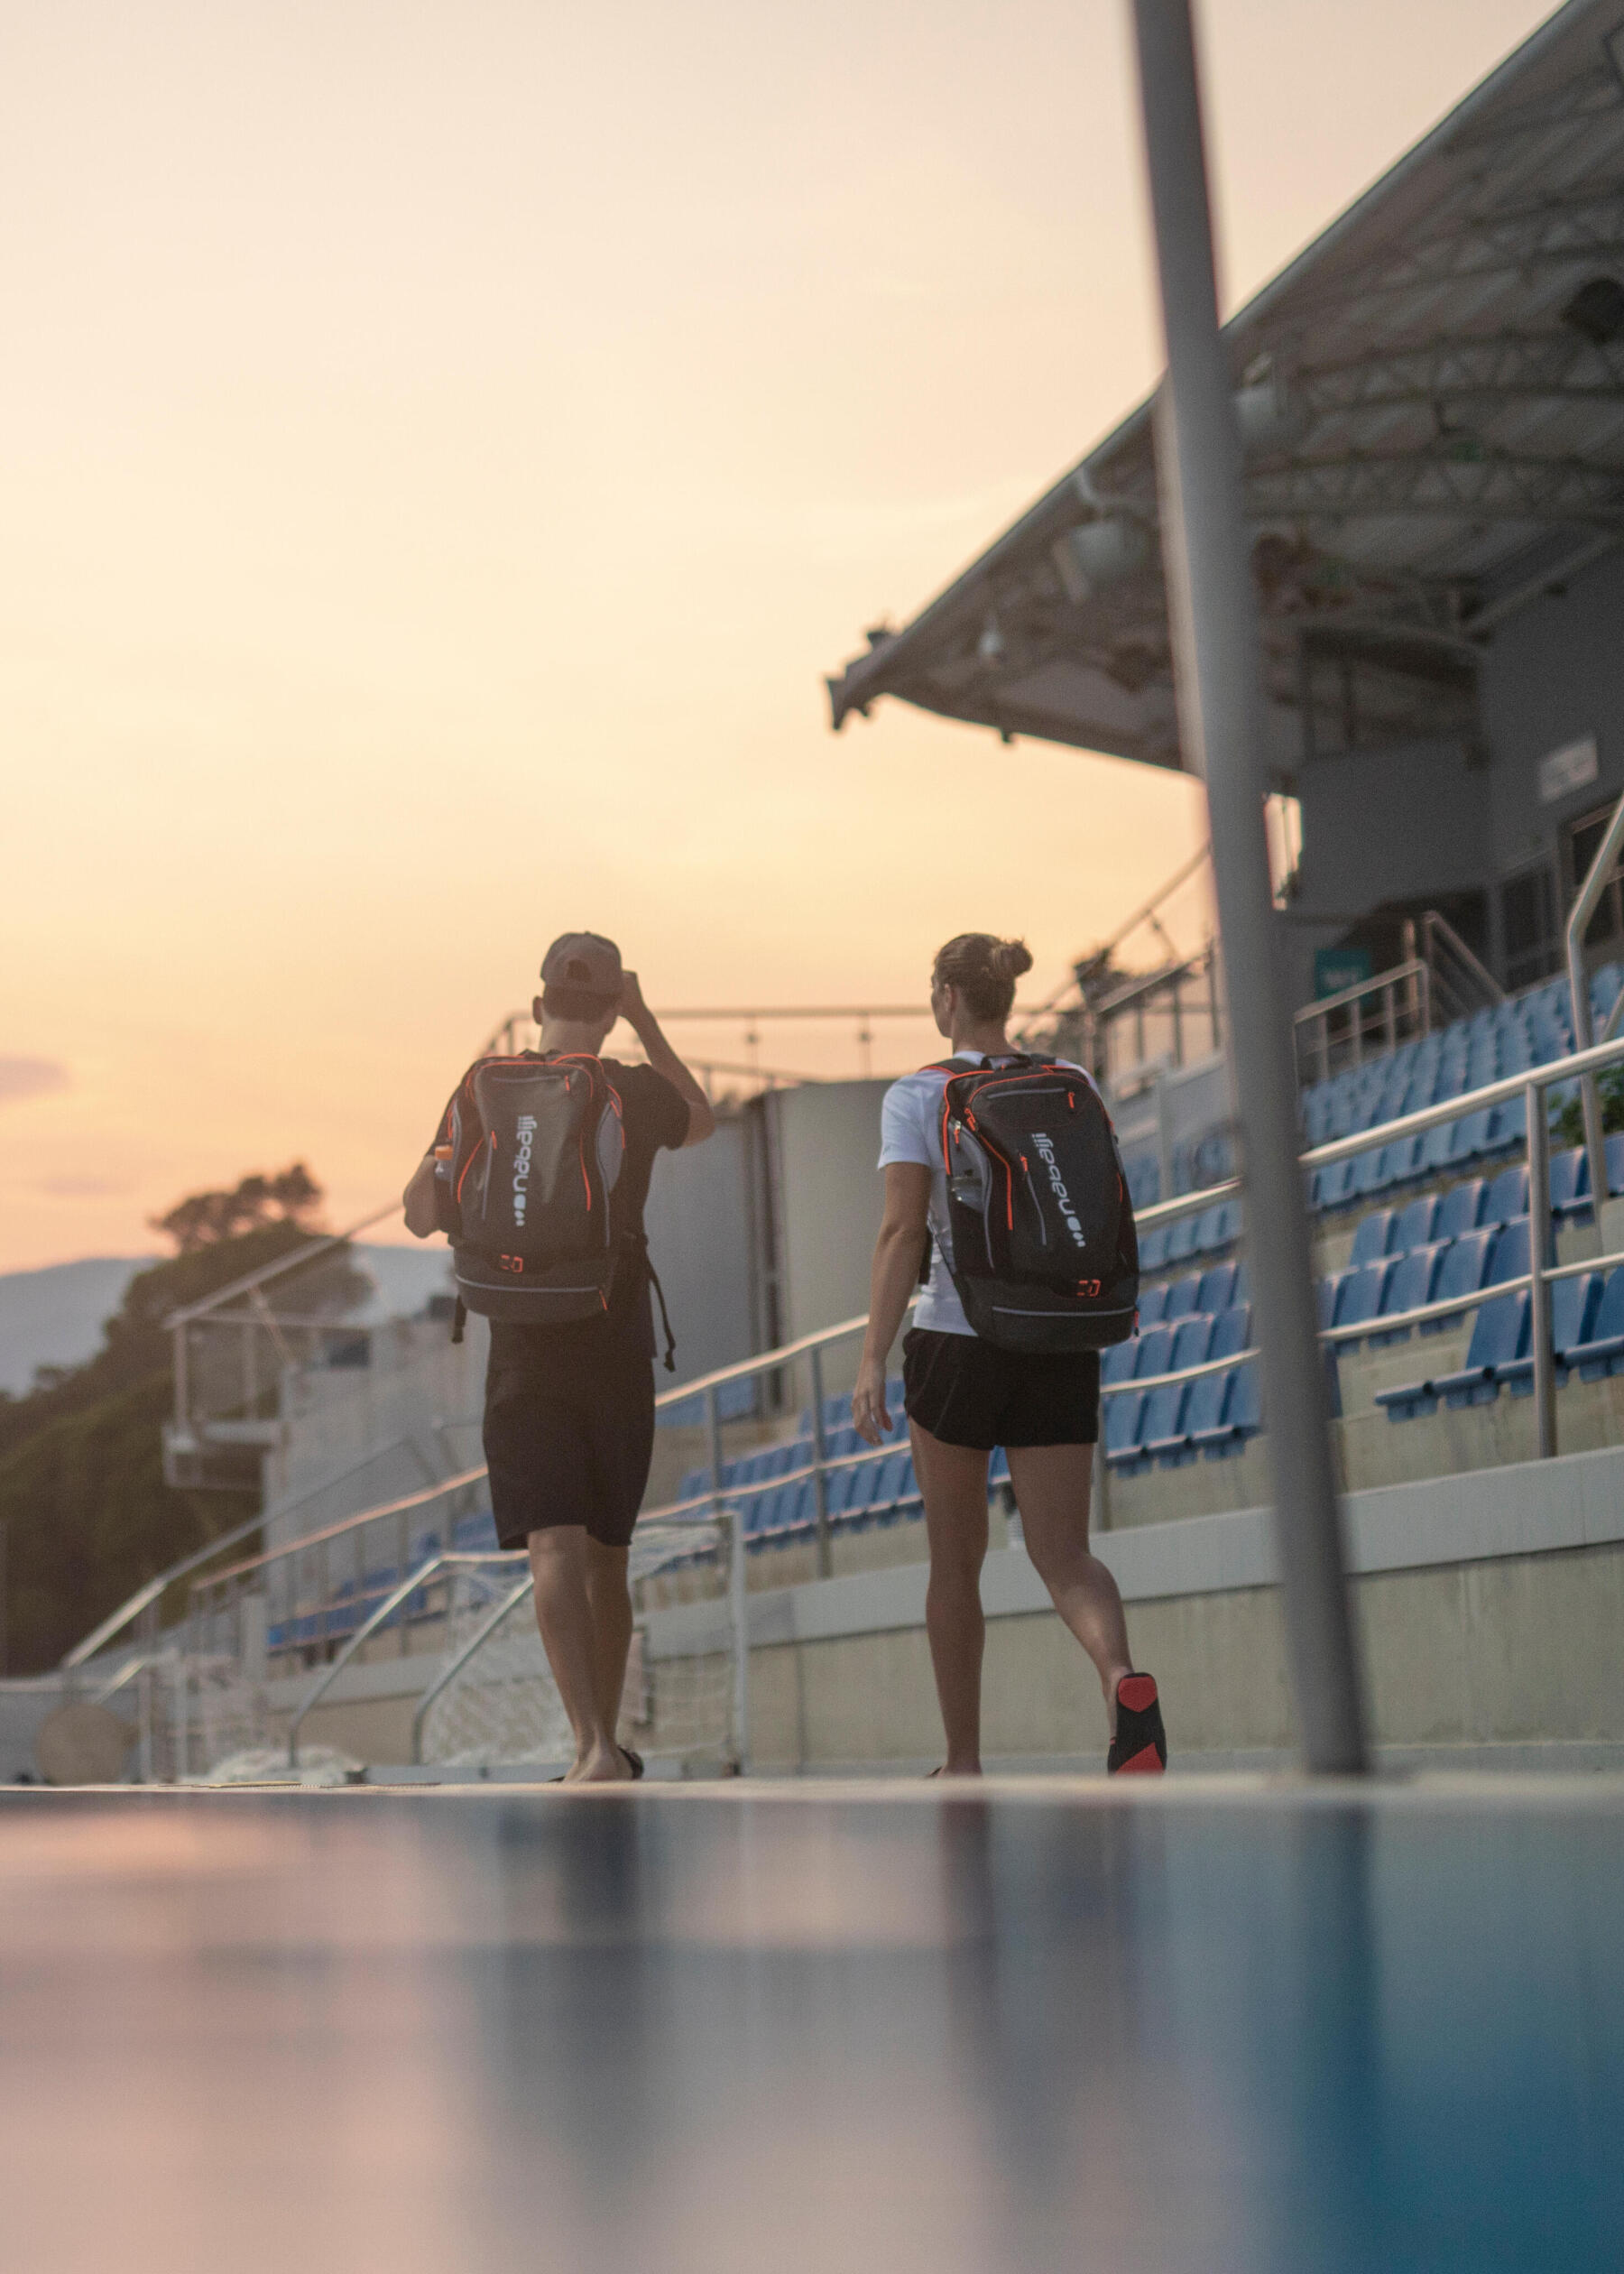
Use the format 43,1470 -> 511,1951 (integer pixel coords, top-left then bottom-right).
1393,1193 -> 1440,1252
1220,1360 -> 1264,1453
1210,1303 -> 1250,1360
1485,1095 -> 1527,1151
1352,1143 -> 1389,1198
1438,1179 -> 1487,1241
1487,1216 -> 1531,1288
1136,1282 -> 1170,1329
1103,1387 -> 1149,1474
1421,1118 -> 1459,1174
1167,1213 -> 1202,1266
1449,1107 -> 1495,1161
1429,1292 -> 1530,1410
1192,1202 -> 1228,1253
1183,1363 -> 1232,1448
1482,1165 -> 1529,1227
1317,1157 -> 1360,1209
1143,1317 -> 1213,1465
1137,1224 -> 1170,1275
1333,1259 -> 1395,1350
1316,1271 -> 1349,1331
1550,1147 -> 1591,1223
1423,1229 -> 1496,1333
1163,1275 -> 1203,1324
1350,1208 -> 1397,1269
1195,1261 -> 1238,1315
1565,1268 -> 1624,1379
1500,1272 -> 1603,1395
1609,1132 -> 1624,1198
1102,1336 -> 1140,1389
1370,1241 -> 1447,1345
1132,1324 -> 1175,1380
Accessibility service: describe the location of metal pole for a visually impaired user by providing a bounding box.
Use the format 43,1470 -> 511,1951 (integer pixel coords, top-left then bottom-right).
1565,787 -> 1624,1219
1527,1078 -> 1557,1460
808,1345 -> 832,1579
708,1382 -> 750,1773
1129,0 -> 1366,1772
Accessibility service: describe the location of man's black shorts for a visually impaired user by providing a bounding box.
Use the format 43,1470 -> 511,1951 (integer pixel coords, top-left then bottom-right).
902,1327 -> 1100,1452
483,1339 -> 655,1551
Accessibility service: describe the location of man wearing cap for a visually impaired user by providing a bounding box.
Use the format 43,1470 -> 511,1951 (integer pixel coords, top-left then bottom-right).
404,934 -> 715,1782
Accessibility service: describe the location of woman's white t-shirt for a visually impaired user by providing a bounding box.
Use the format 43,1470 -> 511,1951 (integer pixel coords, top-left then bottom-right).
877,1052 -> 1099,1338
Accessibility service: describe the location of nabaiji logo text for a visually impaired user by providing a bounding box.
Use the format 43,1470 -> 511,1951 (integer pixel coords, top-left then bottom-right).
1033,1132 -> 1087,1247
512,1114 -> 536,1225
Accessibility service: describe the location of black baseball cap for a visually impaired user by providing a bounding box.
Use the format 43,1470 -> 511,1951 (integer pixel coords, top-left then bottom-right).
540,931 -> 623,1020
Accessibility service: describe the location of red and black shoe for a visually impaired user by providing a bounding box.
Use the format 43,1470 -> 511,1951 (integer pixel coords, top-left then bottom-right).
1107,1674 -> 1167,1775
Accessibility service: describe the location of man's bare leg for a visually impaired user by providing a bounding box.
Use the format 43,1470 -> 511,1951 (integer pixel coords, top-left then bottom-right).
584,1538 -> 634,1742
910,1421 -> 992,1774
1005,1443 -> 1133,1733
528,1528 -> 631,1781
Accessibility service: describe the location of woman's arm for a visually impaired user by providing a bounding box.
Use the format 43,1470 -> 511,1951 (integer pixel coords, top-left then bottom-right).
853,1162 -> 931,1445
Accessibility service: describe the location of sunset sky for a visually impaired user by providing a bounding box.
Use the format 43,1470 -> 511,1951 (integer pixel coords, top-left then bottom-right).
2,0 -> 1557,1271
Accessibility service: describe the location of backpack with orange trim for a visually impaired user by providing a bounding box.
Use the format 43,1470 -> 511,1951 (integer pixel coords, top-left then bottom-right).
928,1054 -> 1138,1352
433,1052 -> 646,1338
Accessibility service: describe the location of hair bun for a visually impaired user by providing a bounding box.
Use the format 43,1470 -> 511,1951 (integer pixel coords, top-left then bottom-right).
991,938 -> 1034,983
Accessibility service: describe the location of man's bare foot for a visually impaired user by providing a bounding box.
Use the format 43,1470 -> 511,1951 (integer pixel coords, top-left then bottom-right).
936,1760 -> 983,1777
564,1742 -> 633,1784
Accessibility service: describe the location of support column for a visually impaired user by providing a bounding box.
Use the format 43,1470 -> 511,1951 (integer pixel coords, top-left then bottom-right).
1128,0 -> 1366,1772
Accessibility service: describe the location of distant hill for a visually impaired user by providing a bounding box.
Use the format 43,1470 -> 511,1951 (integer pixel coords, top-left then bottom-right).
0,1242 -> 453,1399
0,1257 -> 152,1398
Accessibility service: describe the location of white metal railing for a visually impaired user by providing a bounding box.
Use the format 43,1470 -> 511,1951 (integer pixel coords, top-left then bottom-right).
1566,787 -> 1624,1216
1109,1022 -> 1624,1461
69,1018 -> 1624,1697
1294,957 -> 1431,1086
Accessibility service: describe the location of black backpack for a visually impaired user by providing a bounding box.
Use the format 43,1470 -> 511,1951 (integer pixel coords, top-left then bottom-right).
434,1053 -> 673,1363
927,1054 -> 1138,1352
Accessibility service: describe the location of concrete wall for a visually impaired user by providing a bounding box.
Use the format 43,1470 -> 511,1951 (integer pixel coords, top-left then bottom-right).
1293,735 -> 1492,924
271,1439 -> 1624,1774
1481,543 -> 1624,886
643,1115 -> 754,1389
762,1078 -> 891,1369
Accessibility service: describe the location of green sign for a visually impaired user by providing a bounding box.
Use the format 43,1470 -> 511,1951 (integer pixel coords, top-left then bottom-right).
1315,946 -> 1373,1000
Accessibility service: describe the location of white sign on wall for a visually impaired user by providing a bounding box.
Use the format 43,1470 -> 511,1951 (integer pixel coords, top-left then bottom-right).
1537,734 -> 1599,806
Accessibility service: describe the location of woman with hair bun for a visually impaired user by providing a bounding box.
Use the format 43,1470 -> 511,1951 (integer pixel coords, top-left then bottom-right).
853,932 -> 1166,1777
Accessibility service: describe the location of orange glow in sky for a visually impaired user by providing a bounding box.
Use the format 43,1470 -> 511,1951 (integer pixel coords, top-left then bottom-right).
2,0 -> 1557,1270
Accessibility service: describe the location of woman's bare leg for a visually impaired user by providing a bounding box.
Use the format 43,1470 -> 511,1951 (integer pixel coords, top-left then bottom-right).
909,1420 -> 992,1774
528,1528 -> 631,1781
584,1538 -> 634,1739
1005,1443 -> 1133,1733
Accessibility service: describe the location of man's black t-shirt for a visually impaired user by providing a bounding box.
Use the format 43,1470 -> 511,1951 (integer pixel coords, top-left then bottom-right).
431,1053 -> 688,1373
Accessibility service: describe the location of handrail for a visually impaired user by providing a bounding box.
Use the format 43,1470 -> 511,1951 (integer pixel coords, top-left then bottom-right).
288,1549 -> 513,1766
1565,785 -> 1624,1217
1420,909 -> 1504,1010
1293,957 -> 1428,1031
98,1019 -> 1624,1687
163,1200 -> 403,1328
205,1465 -> 488,1589
409,1571 -> 538,1766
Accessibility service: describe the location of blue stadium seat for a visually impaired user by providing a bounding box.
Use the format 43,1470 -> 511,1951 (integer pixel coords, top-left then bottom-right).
1163,1275 -> 1203,1324
1333,1259 -> 1395,1350
1193,1202 -> 1232,1254
1449,1107 -> 1495,1162
1500,1271 -> 1603,1395
1370,1241 -> 1447,1345
1232,1260 -> 1250,1308
1103,1388 -> 1149,1474
1564,1269 -> 1624,1380
1195,1261 -> 1238,1315
1423,1230 -> 1496,1333
1438,1179 -> 1487,1242
1132,1325 -> 1175,1380
1352,1144 -> 1391,1198
1609,1132 -> 1624,1198
1143,1315 -> 1216,1463
1482,1165 -> 1529,1226
1549,1147 -> 1591,1223
1485,1095 -> 1527,1151
1487,1216 -> 1531,1288
1136,1282 -> 1170,1329
1183,1362 -> 1232,1450
1316,1271 -> 1350,1331
1316,1158 -> 1359,1210
1103,1333 -> 1140,1389
1350,1208 -> 1397,1269
989,1447 -> 1010,1486
1137,1224 -> 1170,1275
1429,1292 -> 1530,1410
1210,1303 -> 1250,1360
1393,1193 -> 1441,1252
1383,1132 -> 1431,1187
1126,1155 -> 1161,1211
1219,1359 -> 1264,1453
1166,1213 -> 1202,1266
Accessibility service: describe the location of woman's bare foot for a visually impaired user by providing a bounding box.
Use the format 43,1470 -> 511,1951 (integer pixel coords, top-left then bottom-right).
564,1741 -> 633,1784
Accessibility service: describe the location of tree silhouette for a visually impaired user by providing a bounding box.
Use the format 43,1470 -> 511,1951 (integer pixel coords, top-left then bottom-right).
149,1162 -> 325,1253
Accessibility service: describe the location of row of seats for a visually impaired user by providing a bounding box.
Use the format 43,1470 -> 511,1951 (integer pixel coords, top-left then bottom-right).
1138,1199 -> 1242,1276
1319,1221 -> 1534,1351
1104,1306 -> 1260,1473
1377,1269 -> 1624,1420
266,1508 -> 500,1651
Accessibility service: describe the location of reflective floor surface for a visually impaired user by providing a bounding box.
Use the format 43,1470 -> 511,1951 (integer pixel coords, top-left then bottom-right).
3,1778 -> 1621,2272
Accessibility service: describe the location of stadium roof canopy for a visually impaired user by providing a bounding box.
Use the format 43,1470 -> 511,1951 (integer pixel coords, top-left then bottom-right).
825,0 -> 1624,775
